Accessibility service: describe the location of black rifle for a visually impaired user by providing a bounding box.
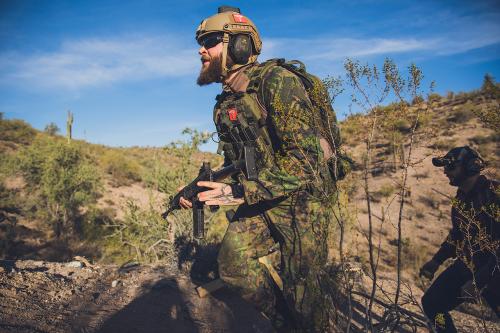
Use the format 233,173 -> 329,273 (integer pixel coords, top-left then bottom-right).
161,153 -> 257,239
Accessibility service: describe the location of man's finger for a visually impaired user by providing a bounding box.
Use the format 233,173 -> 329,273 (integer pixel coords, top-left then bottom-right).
197,181 -> 222,189
179,197 -> 192,208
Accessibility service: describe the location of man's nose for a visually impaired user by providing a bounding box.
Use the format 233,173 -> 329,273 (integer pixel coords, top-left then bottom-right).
198,46 -> 207,55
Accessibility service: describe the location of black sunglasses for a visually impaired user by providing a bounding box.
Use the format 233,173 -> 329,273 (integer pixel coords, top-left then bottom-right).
443,160 -> 459,171
198,34 -> 223,49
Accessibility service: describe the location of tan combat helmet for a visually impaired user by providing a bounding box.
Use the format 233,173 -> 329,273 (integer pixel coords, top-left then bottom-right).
196,6 -> 262,79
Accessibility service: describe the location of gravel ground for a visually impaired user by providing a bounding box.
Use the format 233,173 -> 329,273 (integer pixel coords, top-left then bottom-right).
0,259 -> 273,333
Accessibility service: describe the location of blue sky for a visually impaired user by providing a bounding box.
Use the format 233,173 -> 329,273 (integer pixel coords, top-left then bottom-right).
1,0 -> 499,151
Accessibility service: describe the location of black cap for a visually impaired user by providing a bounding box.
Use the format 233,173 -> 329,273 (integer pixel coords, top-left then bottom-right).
432,146 -> 482,168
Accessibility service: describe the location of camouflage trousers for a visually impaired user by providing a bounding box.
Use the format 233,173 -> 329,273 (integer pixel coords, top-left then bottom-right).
217,192 -> 331,332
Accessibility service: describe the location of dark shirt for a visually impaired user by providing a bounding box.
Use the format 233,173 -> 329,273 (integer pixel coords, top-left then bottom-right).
432,175 -> 499,288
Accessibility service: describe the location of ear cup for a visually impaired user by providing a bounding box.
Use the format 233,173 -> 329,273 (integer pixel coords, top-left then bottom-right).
466,158 -> 484,175
228,34 -> 252,64
462,146 -> 485,175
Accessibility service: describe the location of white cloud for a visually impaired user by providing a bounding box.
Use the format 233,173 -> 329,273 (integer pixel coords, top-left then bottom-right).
0,35 -> 199,90
1,14 -> 498,92
261,33 -> 500,63
261,10 -> 500,62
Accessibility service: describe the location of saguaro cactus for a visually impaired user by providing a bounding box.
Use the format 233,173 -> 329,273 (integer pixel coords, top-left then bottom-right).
66,110 -> 73,142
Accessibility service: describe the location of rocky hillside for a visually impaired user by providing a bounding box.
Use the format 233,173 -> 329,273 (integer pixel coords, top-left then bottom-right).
0,84 -> 499,332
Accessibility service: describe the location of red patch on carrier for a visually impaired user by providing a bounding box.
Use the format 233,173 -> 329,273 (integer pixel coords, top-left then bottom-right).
232,14 -> 248,23
227,108 -> 238,121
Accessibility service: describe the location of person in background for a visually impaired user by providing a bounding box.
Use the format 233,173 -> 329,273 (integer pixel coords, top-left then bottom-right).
420,146 -> 499,332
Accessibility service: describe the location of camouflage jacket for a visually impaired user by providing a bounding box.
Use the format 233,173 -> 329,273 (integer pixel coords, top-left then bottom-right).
214,61 -> 335,205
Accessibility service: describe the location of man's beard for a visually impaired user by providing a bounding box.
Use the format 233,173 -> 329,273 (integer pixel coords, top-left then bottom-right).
447,171 -> 467,186
197,55 -> 223,86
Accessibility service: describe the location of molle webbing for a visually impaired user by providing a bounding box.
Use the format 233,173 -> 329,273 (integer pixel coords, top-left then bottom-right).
246,58 -> 315,100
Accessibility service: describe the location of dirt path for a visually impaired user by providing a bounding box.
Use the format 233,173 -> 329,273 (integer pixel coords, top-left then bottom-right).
0,260 -> 273,333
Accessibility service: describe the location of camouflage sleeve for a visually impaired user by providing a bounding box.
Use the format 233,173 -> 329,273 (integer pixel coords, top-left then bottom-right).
246,66 -> 323,200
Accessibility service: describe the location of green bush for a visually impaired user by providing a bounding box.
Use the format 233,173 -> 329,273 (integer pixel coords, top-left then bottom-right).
0,118 -> 37,145
481,73 -> 500,99
429,139 -> 456,151
17,137 -> 101,237
448,103 -> 474,123
393,119 -> 412,133
469,133 -> 500,145
427,93 -> 442,103
103,200 -> 173,263
44,122 -> 60,136
80,207 -> 115,242
371,183 -> 395,202
100,150 -> 142,186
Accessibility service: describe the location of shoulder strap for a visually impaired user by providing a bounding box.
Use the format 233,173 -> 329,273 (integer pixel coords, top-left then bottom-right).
247,58 -> 316,98
247,58 -> 314,119
279,60 -> 315,90
246,58 -> 282,93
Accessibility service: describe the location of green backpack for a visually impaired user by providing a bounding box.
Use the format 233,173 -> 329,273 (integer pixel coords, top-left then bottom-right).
246,58 -> 352,181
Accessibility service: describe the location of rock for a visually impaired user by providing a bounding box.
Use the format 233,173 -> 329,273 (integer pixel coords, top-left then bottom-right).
119,261 -> 140,273
66,261 -> 83,269
73,256 -> 95,268
111,280 -> 119,288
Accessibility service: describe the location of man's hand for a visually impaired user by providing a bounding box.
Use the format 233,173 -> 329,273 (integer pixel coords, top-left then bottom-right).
196,181 -> 244,206
419,259 -> 440,280
178,186 -> 192,209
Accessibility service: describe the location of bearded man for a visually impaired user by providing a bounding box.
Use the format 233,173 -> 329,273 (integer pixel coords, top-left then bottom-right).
179,6 -> 347,332
420,146 -> 499,332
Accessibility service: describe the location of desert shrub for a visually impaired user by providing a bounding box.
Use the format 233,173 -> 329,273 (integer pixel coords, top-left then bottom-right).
446,91 -> 454,100
403,242 -> 430,273
100,150 -> 142,187
0,118 -> 37,145
103,200 -> 172,263
469,133 -> 500,145
101,128 -> 223,264
472,104 -> 500,132
418,193 -> 440,209
80,207 -> 116,243
44,122 -> 60,136
415,111 -> 433,129
17,137 -> 101,237
481,73 -> 500,99
387,237 -> 429,272
393,119 -> 411,133
370,183 -> 395,203
377,183 -> 395,198
414,170 -> 429,179
428,138 -> 456,151
427,93 -> 441,103
415,211 -> 425,219
339,114 -> 365,144
411,95 -> 424,105
448,102 -> 475,123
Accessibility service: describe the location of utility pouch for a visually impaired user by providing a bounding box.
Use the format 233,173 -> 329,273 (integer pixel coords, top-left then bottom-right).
193,199 -> 204,239
244,146 -> 258,181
